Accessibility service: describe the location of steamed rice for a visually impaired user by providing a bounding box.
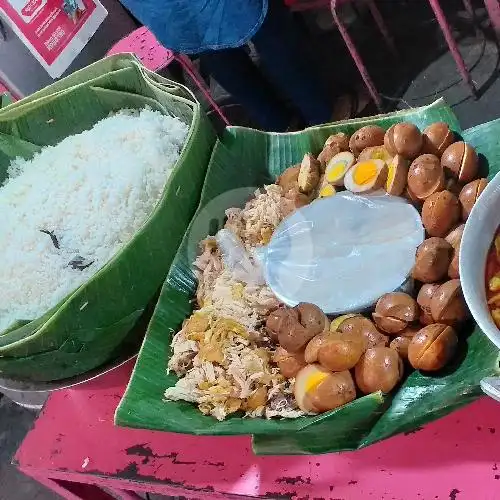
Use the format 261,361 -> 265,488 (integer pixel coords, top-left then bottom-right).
0,108 -> 188,332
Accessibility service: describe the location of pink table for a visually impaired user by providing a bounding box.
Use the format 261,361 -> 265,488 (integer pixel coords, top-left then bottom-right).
14,359 -> 500,500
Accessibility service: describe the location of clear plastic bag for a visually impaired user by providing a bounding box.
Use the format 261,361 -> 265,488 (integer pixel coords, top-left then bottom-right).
215,229 -> 265,285
255,192 -> 425,314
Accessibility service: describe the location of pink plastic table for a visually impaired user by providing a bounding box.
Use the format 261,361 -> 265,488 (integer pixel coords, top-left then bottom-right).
14,359 -> 500,500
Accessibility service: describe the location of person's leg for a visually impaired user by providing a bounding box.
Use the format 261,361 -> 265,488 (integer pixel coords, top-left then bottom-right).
252,1 -> 332,126
199,48 -> 291,131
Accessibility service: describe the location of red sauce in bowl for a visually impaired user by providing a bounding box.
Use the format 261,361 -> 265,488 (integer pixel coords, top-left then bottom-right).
485,230 -> 500,327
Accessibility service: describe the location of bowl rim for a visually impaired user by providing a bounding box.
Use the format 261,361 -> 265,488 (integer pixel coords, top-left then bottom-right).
460,171 -> 500,349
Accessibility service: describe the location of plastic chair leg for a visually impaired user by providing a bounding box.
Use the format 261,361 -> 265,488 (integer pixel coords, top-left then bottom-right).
365,0 -> 398,57
330,0 -> 383,111
427,0 -> 477,97
483,0 -> 500,34
462,0 -> 475,19
175,54 -> 231,126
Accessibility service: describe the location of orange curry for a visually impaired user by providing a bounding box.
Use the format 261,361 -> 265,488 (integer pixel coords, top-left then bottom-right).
486,229 -> 500,327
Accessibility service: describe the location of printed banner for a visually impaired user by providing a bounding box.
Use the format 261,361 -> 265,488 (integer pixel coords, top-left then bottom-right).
0,0 -> 107,78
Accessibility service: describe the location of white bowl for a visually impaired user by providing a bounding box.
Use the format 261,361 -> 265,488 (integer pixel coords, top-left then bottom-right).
460,173 -> 500,402
460,172 -> 500,349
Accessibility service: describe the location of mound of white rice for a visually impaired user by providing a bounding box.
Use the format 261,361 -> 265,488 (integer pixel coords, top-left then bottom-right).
0,108 -> 188,332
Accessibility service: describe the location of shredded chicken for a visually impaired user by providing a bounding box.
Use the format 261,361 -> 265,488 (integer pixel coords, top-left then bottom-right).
164,183 -> 305,421
193,237 -> 223,307
225,185 -> 285,249
165,312 -> 303,421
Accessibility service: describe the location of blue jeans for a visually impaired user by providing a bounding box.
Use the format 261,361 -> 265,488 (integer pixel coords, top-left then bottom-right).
199,1 -> 332,131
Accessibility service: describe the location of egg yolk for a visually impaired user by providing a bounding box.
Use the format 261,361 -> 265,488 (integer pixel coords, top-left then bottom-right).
305,371 -> 329,393
386,163 -> 395,189
371,149 -> 391,162
353,161 -> 378,185
319,184 -> 336,198
326,163 -> 346,183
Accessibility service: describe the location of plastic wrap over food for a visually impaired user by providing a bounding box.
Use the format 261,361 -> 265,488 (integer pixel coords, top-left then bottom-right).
255,192 -> 425,314
215,229 -> 265,285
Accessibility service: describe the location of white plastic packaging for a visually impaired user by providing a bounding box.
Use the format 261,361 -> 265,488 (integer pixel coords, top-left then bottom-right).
255,192 -> 425,314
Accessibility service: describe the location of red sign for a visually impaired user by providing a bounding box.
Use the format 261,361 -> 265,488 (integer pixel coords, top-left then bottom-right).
0,0 -> 107,77
21,0 -> 43,16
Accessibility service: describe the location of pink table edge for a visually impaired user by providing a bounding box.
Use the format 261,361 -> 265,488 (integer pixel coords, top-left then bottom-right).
13,359 -> 500,499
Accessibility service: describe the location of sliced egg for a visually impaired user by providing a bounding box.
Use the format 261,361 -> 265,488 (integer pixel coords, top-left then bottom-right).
357,145 -> 392,163
317,176 -> 337,198
294,364 -> 330,413
324,152 -> 355,186
386,154 -> 409,196
344,159 -> 388,193
319,183 -> 337,198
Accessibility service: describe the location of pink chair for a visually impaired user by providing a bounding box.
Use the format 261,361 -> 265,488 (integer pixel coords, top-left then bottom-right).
427,0 -> 500,97
288,0 -> 500,108
330,0 -> 396,111
107,27 -> 230,125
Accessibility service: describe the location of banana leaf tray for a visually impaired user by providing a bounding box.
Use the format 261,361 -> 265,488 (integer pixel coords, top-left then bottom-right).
114,99 -> 500,455
0,55 -> 216,382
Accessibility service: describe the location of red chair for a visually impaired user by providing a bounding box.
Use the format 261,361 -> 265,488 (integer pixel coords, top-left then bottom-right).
107,27 -> 230,125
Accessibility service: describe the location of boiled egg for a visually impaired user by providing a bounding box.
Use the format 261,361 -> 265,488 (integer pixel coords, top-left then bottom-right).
344,159 -> 388,193
318,182 -> 337,199
358,145 -> 392,163
324,151 -> 355,186
386,154 -> 409,196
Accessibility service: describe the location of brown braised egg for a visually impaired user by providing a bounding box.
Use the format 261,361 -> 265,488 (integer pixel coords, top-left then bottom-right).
349,125 -> 385,156
441,141 -> 479,183
408,324 -> 458,371
384,122 -> 423,160
268,303 -> 330,353
266,307 -> 298,342
296,302 -> 329,335
372,292 -> 419,334
389,326 -> 419,360
315,332 -> 366,372
355,347 -> 404,394
305,330 -> 367,371
445,224 -> 465,279
317,143 -> 341,170
273,346 -> 306,378
430,279 -> 469,325
417,283 -> 440,325
294,364 -> 356,413
421,122 -> 454,157
275,312 -> 317,353
325,132 -> 350,152
421,190 -> 460,237
407,154 -> 445,200
412,237 -> 452,283
459,178 -> 487,221
334,315 -> 389,349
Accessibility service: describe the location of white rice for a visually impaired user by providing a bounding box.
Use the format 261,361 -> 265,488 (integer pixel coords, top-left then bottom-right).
0,108 -> 188,332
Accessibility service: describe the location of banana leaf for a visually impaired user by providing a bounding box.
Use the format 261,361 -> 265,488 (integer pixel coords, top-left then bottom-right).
0,93 -> 13,109
115,99 -> 500,453
0,55 -> 216,381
